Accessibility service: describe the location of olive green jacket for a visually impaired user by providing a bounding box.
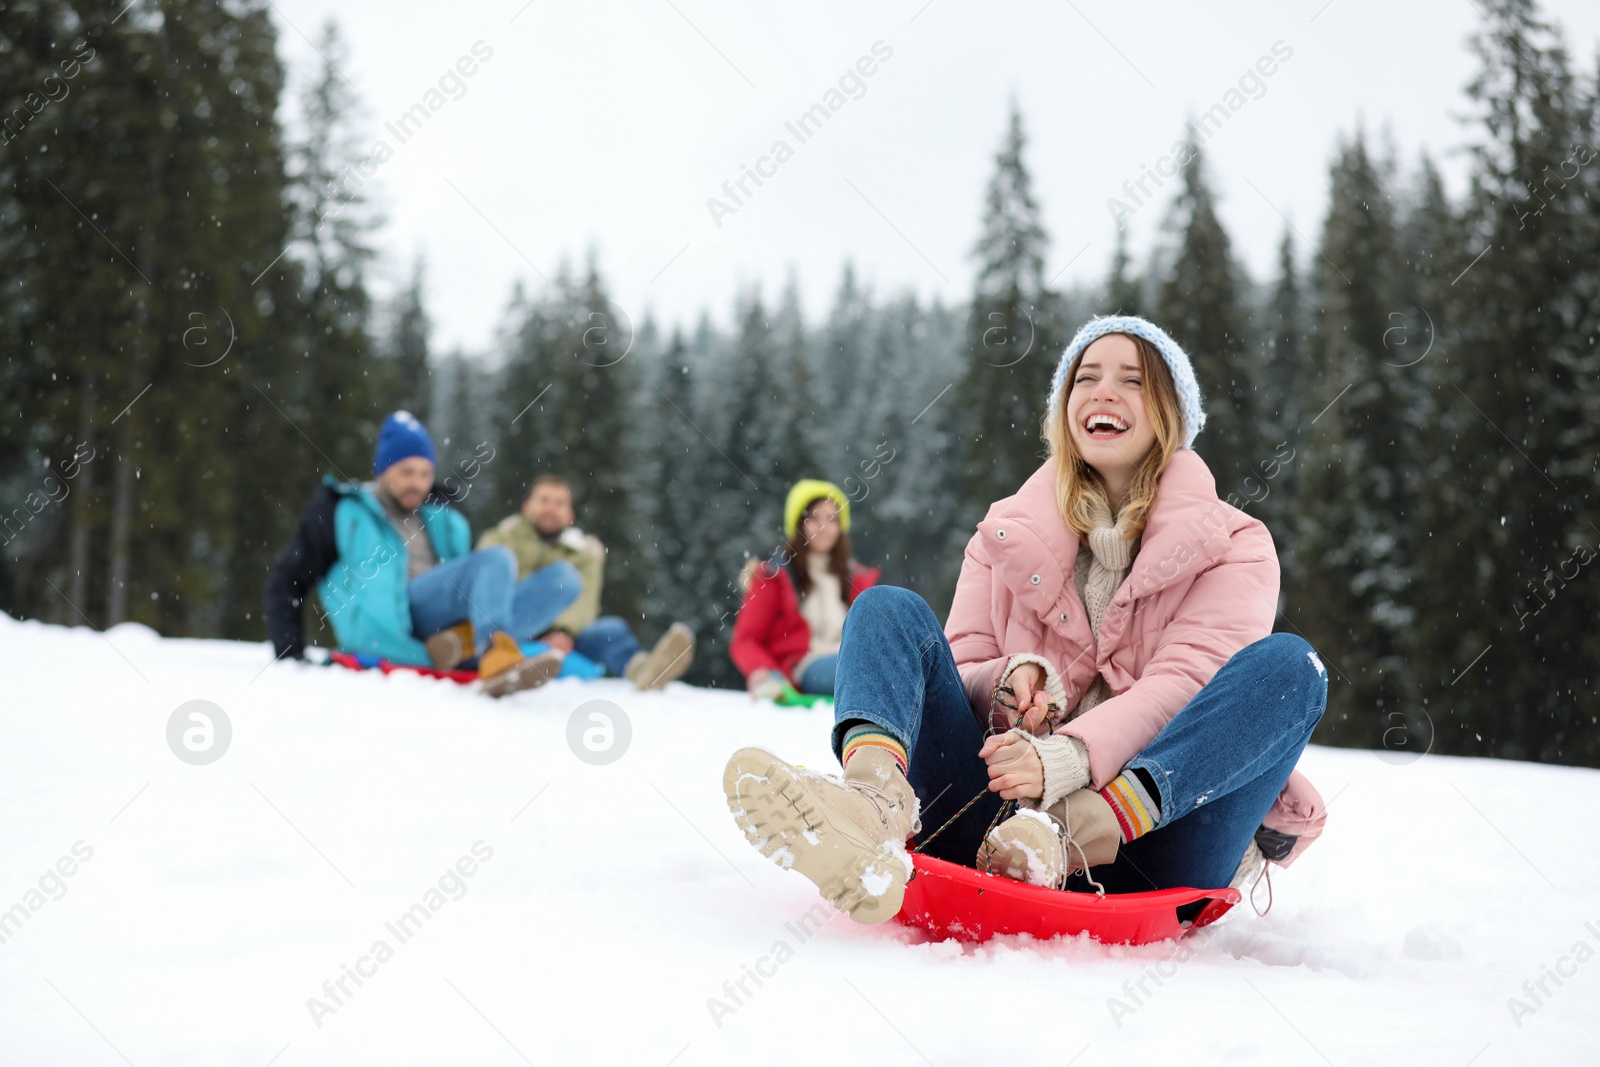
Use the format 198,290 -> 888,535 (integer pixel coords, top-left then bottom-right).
477,515 -> 605,636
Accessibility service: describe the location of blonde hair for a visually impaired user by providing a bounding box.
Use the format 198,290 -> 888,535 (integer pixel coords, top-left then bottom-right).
1042,332 -> 1186,543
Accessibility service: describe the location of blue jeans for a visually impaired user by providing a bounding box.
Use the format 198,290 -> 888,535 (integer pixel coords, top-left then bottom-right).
574,615 -> 643,677
408,547 -> 582,657
831,586 -> 1327,892
796,653 -> 838,695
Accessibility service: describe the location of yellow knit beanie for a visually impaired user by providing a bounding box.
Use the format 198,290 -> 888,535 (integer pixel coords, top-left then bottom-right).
784,479 -> 851,539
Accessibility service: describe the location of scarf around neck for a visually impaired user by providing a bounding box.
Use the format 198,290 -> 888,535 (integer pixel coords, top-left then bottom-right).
1079,495 -> 1137,638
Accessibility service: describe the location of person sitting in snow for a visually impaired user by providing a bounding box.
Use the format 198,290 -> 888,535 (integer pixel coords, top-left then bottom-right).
264,411 -> 582,697
470,473 -> 696,690
730,479 -> 881,702
723,315 -> 1329,923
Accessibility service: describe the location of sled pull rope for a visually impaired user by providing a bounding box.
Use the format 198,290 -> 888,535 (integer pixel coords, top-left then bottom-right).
912,686 -> 1108,896
1249,856 -> 1274,916
912,685 -> 1040,853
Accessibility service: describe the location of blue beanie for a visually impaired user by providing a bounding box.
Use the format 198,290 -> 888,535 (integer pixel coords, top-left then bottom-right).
1048,315 -> 1207,449
373,411 -> 437,476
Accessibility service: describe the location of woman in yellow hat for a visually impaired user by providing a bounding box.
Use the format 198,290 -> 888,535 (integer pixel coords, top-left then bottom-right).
730,479 -> 882,701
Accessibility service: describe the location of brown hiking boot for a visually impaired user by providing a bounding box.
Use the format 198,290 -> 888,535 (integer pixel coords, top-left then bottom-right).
724,746 -> 920,924
977,788 -> 1121,889
625,622 -> 695,690
477,632 -> 563,698
425,621 -> 475,670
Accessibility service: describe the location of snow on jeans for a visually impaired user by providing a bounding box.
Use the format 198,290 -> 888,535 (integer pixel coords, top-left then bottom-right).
829,585 -> 1328,892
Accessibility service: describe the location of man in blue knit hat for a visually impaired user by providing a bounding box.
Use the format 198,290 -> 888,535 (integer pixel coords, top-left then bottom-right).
265,411 -> 582,697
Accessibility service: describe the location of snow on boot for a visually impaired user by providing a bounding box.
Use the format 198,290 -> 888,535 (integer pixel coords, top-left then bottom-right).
723,745 -> 920,924
478,632 -> 563,698
425,621 -> 475,670
978,788 -> 1121,889
977,806 -> 1068,887
625,622 -> 696,690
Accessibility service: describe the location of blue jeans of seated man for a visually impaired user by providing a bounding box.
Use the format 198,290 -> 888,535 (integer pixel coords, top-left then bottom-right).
408,547 -> 582,657
574,615 -> 643,677
796,653 -> 838,695
830,585 -> 1328,892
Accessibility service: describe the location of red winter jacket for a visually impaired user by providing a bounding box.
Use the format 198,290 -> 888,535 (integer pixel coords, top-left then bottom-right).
730,553 -> 881,683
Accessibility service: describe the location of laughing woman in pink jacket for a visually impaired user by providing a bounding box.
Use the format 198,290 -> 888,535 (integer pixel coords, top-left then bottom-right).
723,314 -> 1329,924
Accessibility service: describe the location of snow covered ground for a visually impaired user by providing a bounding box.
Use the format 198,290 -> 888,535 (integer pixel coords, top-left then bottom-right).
2,612 -> 1597,1066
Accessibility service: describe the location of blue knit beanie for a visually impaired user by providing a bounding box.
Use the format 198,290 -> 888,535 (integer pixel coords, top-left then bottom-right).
373,410 -> 437,476
1048,315 -> 1206,448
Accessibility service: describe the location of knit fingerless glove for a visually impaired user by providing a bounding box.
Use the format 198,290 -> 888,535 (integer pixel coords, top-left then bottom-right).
1018,732 -> 1092,812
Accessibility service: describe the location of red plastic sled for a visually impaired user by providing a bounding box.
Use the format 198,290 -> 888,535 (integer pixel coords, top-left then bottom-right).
895,853 -> 1239,946
327,650 -> 479,685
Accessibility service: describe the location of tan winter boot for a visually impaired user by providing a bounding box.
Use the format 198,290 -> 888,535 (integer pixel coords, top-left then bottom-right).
625,622 -> 696,690
977,807 -> 1068,886
425,621 -> 475,670
1230,839 -> 1274,915
723,746 -> 920,924
478,632 -> 563,698
1058,789 -> 1123,876
1230,839 -> 1265,893
977,788 -> 1121,888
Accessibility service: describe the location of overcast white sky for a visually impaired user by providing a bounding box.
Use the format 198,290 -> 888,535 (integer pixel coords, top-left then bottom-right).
268,0 -> 1600,356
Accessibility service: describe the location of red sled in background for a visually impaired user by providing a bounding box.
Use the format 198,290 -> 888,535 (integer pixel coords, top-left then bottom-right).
327,649 -> 478,685
895,853 -> 1239,946
325,646 -> 606,685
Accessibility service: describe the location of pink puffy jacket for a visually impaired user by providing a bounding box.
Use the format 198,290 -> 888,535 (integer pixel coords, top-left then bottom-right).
944,448 -> 1326,867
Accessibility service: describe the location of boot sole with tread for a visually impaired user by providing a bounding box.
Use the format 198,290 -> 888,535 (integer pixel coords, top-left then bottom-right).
722,747 -> 909,924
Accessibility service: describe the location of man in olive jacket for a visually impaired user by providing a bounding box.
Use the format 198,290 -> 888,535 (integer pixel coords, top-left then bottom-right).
477,474 -> 696,690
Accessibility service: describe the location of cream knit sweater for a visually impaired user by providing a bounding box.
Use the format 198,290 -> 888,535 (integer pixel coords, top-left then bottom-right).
794,552 -> 847,681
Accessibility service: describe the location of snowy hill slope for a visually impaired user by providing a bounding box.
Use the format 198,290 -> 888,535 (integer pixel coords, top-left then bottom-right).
1,613 -> 1597,1066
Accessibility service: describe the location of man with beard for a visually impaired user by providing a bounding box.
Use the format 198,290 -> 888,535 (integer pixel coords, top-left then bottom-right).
265,412 -> 581,697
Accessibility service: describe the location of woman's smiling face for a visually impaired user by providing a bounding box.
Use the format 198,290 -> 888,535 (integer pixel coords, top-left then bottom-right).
801,497 -> 841,553
1067,333 -> 1158,483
